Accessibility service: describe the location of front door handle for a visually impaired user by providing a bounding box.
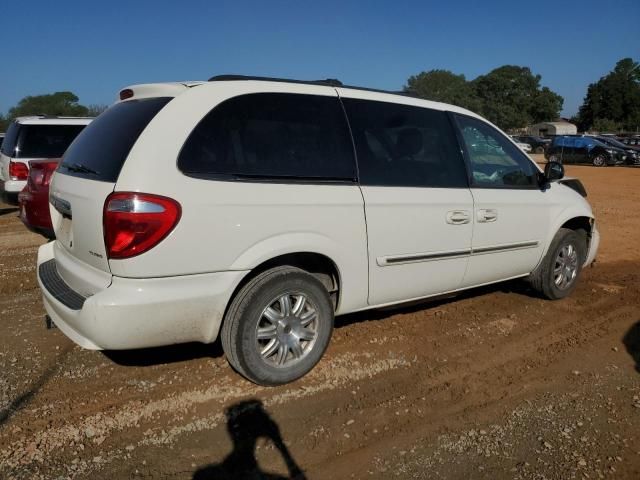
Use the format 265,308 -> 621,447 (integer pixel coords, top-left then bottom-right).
477,209 -> 498,223
446,210 -> 471,225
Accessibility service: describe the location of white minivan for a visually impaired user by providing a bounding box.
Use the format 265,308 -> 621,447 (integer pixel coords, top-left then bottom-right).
37,76 -> 599,385
0,116 -> 92,203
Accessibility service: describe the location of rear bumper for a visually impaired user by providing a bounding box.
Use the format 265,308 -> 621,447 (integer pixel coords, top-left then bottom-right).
37,241 -> 246,350
18,189 -> 54,238
0,179 -> 24,204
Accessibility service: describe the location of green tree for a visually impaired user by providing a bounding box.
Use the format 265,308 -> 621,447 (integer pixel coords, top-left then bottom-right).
7,91 -> 89,118
577,58 -> 640,131
86,104 -> 109,117
471,65 -> 563,130
404,70 -> 481,111
591,118 -> 622,133
0,113 -> 9,132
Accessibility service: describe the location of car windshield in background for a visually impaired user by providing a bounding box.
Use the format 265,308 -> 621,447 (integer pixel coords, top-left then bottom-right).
15,125 -> 86,158
59,97 -> 172,183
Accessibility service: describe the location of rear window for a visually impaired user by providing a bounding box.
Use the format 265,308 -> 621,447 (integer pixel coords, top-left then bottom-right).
1,122 -> 21,157
1,123 -> 86,158
59,97 -> 171,182
178,93 -> 356,182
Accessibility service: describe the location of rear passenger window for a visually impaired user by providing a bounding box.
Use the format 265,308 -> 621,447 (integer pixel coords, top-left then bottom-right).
178,93 -> 356,181
342,98 -> 468,188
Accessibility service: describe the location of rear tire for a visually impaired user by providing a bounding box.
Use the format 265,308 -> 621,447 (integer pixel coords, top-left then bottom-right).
221,266 -> 334,386
592,154 -> 606,167
528,228 -> 586,300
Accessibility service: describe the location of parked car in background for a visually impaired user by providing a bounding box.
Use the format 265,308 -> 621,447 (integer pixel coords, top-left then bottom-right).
545,135 -> 625,166
510,136 -> 532,153
512,135 -> 550,153
620,137 -> 640,149
0,116 -> 92,204
18,159 -> 60,238
37,76 -> 599,385
590,135 -> 640,165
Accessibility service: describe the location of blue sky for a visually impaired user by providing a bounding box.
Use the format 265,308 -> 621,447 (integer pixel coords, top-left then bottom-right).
2,0 -> 639,117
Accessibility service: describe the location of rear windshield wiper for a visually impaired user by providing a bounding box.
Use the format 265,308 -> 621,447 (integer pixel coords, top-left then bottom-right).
63,162 -> 100,175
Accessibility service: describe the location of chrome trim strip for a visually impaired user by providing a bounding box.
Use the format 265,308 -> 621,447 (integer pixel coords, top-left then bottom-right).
377,249 -> 471,266
378,241 -> 539,266
471,241 -> 539,255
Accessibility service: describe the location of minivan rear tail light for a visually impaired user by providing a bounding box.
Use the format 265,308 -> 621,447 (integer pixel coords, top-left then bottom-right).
103,192 -> 181,259
9,161 -> 29,180
29,161 -> 59,187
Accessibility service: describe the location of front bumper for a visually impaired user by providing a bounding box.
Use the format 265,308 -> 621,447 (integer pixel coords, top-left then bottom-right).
37,241 -> 246,350
584,224 -> 600,267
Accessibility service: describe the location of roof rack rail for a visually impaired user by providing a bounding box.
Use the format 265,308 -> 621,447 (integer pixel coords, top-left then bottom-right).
207,74 -> 424,101
208,74 -> 343,87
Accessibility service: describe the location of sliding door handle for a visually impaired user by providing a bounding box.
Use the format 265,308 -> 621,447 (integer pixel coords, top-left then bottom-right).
477,209 -> 498,223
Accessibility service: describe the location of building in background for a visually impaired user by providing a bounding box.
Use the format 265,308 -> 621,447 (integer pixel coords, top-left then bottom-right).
527,121 -> 577,137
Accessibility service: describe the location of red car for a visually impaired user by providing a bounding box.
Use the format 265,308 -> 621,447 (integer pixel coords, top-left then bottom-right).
18,159 -> 60,239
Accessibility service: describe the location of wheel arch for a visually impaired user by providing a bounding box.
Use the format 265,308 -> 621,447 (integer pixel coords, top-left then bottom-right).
223,251 -> 343,330
539,212 -> 594,269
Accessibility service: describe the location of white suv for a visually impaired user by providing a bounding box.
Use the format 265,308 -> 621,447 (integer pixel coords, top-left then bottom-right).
0,116 -> 92,203
37,76 -> 599,385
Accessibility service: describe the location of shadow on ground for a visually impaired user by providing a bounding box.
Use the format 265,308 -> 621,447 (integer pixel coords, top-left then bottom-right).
193,399 -> 306,480
0,206 -> 18,216
103,279 -> 539,367
0,344 -> 73,426
623,321 -> 640,373
335,277 -> 535,328
103,340 -> 225,366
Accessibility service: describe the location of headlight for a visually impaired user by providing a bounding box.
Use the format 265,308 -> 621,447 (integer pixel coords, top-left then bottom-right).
605,149 -> 614,154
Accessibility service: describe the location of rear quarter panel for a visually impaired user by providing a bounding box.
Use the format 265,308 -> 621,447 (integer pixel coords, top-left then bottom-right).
111,82 -> 370,314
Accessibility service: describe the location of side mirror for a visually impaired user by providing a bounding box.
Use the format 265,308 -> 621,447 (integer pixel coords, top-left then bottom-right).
544,161 -> 564,181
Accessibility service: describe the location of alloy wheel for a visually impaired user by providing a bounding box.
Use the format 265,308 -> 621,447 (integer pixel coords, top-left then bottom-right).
255,292 -> 318,367
553,243 -> 579,290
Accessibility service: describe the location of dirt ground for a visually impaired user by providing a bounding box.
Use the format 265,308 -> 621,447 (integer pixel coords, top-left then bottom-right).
1,158 -> 639,479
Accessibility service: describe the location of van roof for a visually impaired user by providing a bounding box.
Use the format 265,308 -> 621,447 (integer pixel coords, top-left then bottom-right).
15,116 -> 94,126
118,75 -> 481,120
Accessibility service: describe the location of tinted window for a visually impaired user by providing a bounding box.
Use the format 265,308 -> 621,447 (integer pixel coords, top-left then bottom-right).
60,97 -> 171,182
342,98 -> 468,188
178,93 -> 356,181
455,114 -> 538,188
1,122 -> 21,157
18,125 -> 86,158
598,137 -> 626,149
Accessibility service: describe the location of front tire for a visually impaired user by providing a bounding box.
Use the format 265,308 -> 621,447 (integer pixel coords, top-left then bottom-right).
528,228 -> 586,300
221,266 -> 334,386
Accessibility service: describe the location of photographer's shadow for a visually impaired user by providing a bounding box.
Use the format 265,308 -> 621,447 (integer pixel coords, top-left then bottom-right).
193,399 -> 306,480
623,321 -> 640,373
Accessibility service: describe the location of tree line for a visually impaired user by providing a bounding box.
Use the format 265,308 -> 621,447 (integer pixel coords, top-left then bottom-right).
1,58 -> 638,133
404,57 -> 639,133
0,92 -> 107,131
